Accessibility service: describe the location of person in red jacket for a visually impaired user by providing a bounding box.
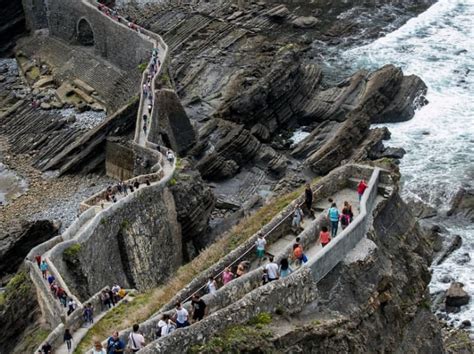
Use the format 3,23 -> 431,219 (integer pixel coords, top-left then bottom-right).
357,179 -> 368,201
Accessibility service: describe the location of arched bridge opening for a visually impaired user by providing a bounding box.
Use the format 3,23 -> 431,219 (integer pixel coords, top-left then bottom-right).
77,18 -> 94,46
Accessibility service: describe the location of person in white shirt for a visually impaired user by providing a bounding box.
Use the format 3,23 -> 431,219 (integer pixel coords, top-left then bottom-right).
128,324 -> 145,352
255,233 -> 267,265
174,302 -> 190,328
167,150 -> 174,162
157,314 -> 176,337
265,256 -> 280,281
207,277 -> 217,295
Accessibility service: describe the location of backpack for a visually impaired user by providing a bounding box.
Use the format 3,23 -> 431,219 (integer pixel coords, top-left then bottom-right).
341,214 -> 350,226
329,208 -> 339,221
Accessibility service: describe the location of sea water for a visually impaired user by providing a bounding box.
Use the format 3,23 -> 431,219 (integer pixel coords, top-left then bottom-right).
344,0 -> 474,332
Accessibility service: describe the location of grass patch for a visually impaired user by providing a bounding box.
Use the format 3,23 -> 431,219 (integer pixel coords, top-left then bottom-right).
63,244 -> 81,260
0,292 -> 4,307
138,62 -> 147,73
190,313 -> 273,353
77,181 -> 315,352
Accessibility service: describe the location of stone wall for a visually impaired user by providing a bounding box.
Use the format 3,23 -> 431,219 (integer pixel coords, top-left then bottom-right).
45,0 -> 152,73
105,139 -> 135,181
49,180 -> 181,300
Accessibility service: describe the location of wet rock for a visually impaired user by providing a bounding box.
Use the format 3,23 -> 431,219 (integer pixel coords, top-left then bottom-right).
447,187 -> 474,222
379,147 -> 406,159
291,16 -> 319,29
440,275 -> 453,284
460,320 -> 471,328
445,282 -> 470,310
216,197 -> 241,211
436,235 -> 462,265
0,75 -> 5,82
408,200 -> 438,220
456,253 -> 471,265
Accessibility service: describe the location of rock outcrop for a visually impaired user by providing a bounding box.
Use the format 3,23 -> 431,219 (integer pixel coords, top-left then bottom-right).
447,187 -> 474,222
445,282 -> 471,311
170,167 -> 215,260
0,0 -> 25,54
0,220 -> 59,281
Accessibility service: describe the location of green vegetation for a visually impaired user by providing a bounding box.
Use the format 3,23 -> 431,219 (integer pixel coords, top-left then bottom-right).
18,327 -> 50,353
168,178 -> 177,186
138,62 -> 147,73
77,179 -> 318,351
63,244 -> 81,260
0,292 -> 4,306
121,219 -> 130,230
190,313 -> 273,353
6,271 -> 31,298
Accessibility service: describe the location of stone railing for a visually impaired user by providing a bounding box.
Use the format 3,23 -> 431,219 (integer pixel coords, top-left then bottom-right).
112,164 -> 382,345
27,1 -> 177,352
139,166 -> 386,352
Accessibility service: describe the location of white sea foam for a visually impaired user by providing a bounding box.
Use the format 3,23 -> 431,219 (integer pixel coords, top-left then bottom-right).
344,0 -> 474,333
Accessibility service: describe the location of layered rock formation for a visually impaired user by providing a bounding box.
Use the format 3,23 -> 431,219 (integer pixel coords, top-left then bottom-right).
0,0 -> 25,55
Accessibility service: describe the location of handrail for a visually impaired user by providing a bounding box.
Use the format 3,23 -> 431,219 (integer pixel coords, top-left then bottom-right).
181,185 -> 323,304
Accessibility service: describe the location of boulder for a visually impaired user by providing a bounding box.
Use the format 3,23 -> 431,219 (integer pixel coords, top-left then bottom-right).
291,16 -> 319,28
40,102 -> 51,110
436,235 -> 462,265
266,5 -> 289,19
379,147 -> 406,159
447,187 -> 474,222
445,282 -> 470,309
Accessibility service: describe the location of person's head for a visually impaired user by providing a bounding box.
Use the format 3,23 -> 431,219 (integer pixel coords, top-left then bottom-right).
306,183 -> 310,189
162,313 -> 170,321
65,328 -> 70,335
209,276 -> 214,282
293,243 -> 299,250
175,302 -> 182,309
322,226 -> 328,232
331,202 -> 336,208
328,198 -> 333,203
262,268 -> 268,273
296,237 -> 300,243
225,267 -> 231,273
269,256 -> 274,263
344,201 -> 349,207
112,331 -> 119,339
280,258 -> 289,269
258,232 -> 263,239
94,341 -> 103,350
192,294 -> 200,302
133,324 -> 139,332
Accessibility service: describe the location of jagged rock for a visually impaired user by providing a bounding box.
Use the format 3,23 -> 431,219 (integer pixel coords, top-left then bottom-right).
436,235 -> 462,265
460,320 -> 471,328
456,253 -> 471,265
170,169 -> 215,260
445,282 -> 470,309
196,120 -> 287,180
266,5 -> 289,19
379,147 -> 406,159
216,197 -> 241,211
447,187 -> 474,222
250,123 -> 271,142
0,220 -> 59,279
291,16 -> 319,28
0,75 -> 5,82
408,200 -> 437,220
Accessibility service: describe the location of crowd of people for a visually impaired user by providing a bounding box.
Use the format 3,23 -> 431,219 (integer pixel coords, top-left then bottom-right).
39,177 -> 370,353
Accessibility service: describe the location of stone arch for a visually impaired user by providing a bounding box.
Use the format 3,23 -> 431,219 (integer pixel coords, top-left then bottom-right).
77,18 -> 94,46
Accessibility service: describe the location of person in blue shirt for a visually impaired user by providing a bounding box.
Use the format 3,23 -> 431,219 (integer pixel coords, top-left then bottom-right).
327,203 -> 340,238
107,331 -> 125,354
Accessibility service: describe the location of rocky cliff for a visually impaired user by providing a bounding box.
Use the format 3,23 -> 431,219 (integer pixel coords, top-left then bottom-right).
0,0 -> 25,55
191,189 -> 470,353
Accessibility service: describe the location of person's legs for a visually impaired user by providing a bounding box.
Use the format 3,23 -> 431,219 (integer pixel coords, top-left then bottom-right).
331,221 -> 338,237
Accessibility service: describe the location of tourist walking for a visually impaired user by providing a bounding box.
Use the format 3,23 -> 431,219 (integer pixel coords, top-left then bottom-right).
40,341 -> 52,354
106,331 -> 125,354
207,277 -> 217,295
261,268 -> 269,285
167,150 -> 174,162
222,267 -> 234,285
236,261 -> 249,277
292,205 -> 304,232
91,341 -> 106,354
83,303 -> 94,325
319,226 -> 331,247
63,328 -> 73,353
157,314 -> 176,337
265,256 -> 280,281
191,294 -> 207,322
47,273 -> 55,285
40,260 -> 48,279
327,203 -> 340,238
128,324 -> 145,352
304,183 -> 313,216
292,242 -> 307,266
357,179 -> 368,201
255,232 -> 267,265
67,298 -> 77,316
341,201 -> 353,230
174,302 -> 190,328
35,254 -> 42,268
279,258 -> 293,278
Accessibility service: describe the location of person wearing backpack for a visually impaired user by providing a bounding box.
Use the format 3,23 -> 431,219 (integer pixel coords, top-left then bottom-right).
327,203 -> 340,238
341,201 -> 353,230
291,205 -> 304,232
292,243 -> 307,266
128,324 -> 145,352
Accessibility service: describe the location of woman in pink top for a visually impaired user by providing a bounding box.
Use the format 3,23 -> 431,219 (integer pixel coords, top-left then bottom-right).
319,226 -> 331,247
222,267 -> 234,285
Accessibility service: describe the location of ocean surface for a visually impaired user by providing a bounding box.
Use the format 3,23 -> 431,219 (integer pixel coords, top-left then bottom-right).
344,0 -> 474,333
